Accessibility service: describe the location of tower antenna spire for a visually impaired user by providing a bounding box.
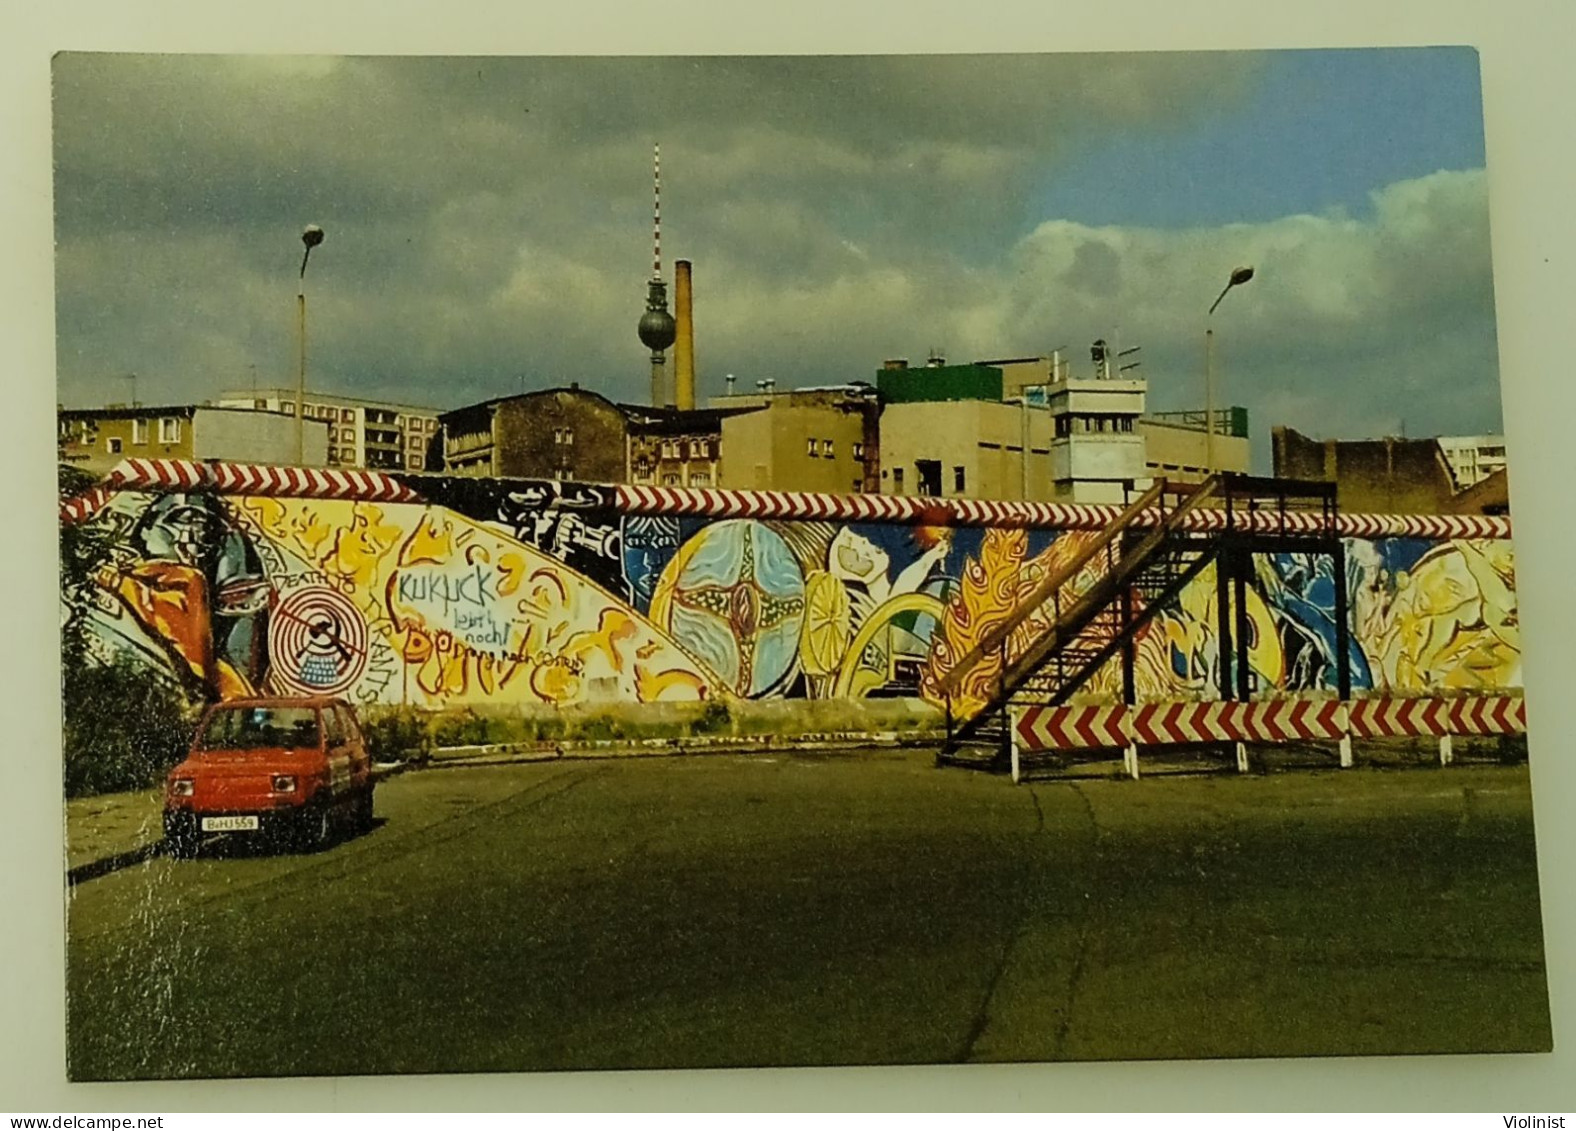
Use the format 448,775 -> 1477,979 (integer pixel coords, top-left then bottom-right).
652,142 -> 662,281
637,141 -> 678,407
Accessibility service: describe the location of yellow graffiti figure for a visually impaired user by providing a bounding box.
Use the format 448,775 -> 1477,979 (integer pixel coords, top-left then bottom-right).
322,504 -> 403,588
240,498 -> 334,561
1369,540 -> 1518,691
922,528 -> 1110,716
399,511 -> 456,567
1089,560 -> 1286,701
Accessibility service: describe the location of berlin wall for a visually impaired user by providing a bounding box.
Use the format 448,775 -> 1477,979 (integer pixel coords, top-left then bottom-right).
59,459 -> 1519,717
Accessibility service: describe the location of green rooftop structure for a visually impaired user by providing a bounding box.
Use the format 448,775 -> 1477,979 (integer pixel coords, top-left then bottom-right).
876,362 -> 1003,404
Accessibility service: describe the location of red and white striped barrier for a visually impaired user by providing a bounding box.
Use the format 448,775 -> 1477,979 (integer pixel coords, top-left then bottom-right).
1348,695 -> 1524,738
1127,699 -> 1347,745
617,483 -> 1512,540
1011,694 -> 1526,776
59,458 -> 1514,540
58,484 -> 116,525
1015,703 -> 1130,749
107,458 -> 422,503
59,458 -> 423,522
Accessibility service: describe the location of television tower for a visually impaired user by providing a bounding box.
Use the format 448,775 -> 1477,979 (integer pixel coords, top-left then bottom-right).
636,143 -> 677,407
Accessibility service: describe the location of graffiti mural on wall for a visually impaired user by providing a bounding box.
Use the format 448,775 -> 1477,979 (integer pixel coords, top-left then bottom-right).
78,492 -> 273,700
61,474 -> 1522,711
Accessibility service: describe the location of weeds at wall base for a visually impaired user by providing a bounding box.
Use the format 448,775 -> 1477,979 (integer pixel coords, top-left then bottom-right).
357,698 -> 945,763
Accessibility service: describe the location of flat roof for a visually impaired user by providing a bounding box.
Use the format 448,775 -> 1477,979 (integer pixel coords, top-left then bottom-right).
218,388 -> 441,414
61,404 -> 309,421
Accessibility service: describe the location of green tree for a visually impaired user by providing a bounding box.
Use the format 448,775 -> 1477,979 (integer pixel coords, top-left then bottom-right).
58,467 -> 195,797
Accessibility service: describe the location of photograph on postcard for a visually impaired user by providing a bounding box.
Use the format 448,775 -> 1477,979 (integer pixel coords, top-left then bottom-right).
52,50 -> 1548,1079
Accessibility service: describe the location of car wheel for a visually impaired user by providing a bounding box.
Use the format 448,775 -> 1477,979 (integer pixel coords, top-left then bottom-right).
355,786 -> 375,833
164,820 -> 200,860
295,805 -> 334,853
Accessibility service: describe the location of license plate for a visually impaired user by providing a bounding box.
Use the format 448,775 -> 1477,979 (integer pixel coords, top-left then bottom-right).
201,815 -> 260,832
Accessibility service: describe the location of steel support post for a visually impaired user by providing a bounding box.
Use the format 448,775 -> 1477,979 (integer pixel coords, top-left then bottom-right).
1234,548 -> 1252,702
1332,539 -> 1352,701
1215,544 -> 1235,701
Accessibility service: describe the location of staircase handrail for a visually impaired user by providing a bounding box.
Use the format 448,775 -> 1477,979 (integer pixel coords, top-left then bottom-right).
936,476 -> 1211,698
989,474 -> 1222,695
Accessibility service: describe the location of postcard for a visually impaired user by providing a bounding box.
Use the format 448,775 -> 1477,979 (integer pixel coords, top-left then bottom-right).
53,50 -> 1548,1081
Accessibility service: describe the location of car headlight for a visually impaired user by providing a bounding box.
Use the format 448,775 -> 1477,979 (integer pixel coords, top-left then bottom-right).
271,774 -> 297,793
170,778 -> 194,797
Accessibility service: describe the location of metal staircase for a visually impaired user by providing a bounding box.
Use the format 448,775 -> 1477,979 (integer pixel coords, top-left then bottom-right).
938,474 -> 1348,761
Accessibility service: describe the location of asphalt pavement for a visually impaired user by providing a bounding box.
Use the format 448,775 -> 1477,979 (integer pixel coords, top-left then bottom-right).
64,751 -> 1552,1079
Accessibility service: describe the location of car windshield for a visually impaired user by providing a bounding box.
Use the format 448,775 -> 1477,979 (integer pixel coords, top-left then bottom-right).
200,705 -> 321,751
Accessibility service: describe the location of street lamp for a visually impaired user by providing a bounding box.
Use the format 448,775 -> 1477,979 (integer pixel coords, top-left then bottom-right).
296,224 -> 325,465
1204,265 -> 1254,473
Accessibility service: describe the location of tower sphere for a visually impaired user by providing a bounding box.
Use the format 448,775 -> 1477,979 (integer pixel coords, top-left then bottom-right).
638,307 -> 677,351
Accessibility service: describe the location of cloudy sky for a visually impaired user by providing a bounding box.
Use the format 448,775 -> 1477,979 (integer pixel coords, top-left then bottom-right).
52,49 -> 1499,467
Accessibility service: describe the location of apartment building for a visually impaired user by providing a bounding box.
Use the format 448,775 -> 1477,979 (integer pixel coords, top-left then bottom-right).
213,388 -> 440,471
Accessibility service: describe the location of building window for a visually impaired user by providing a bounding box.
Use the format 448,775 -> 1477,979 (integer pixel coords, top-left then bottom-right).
407,455 -> 421,469
662,473 -> 681,486
662,441 -> 679,459
852,442 -> 864,460
131,419 -> 148,445
158,417 -> 182,443
281,401 -> 295,416
892,467 -> 904,492
807,437 -> 818,458
853,480 -> 863,493
106,436 -> 122,454
426,419 -> 437,432
917,460 -> 942,497
341,408 -> 355,422
954,466 -> 966,493
327,447 -> 338,462
340,428 -> 355,442
554,427 -> 575,445
823,439 -> 834,457
689,471 -> 711,487
254,398 -> 268,410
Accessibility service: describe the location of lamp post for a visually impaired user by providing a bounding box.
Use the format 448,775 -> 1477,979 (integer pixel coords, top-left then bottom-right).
1204,265 -> 1254,473
296,224 -> 325,465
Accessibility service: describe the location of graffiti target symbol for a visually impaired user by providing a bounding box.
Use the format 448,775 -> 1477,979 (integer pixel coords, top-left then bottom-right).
267,586 -> 370,696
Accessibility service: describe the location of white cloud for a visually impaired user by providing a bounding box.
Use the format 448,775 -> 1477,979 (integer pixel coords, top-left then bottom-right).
51,56 -> 1500,469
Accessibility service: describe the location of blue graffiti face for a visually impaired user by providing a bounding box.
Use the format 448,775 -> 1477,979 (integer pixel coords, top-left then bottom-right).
623,515 -> 681,611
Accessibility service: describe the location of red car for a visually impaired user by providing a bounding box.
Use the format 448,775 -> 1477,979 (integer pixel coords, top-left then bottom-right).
163,697 -> 375,857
